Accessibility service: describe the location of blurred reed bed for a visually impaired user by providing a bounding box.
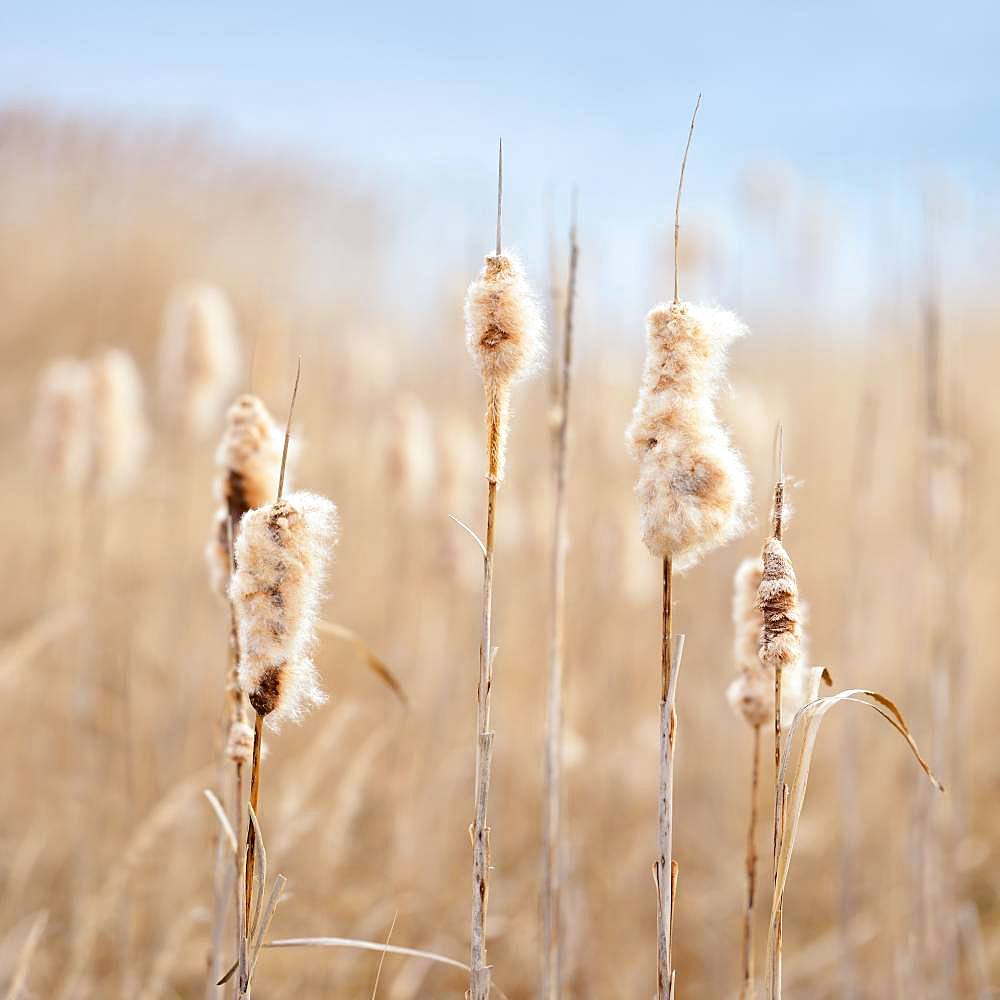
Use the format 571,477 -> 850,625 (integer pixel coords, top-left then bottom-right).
0,110 -> 998,999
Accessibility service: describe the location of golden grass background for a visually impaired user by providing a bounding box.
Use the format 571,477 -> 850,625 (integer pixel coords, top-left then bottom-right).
1,110 -> 997,998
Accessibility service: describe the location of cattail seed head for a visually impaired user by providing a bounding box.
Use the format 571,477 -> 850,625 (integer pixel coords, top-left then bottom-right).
206,394 -> 291,596
225,719 -> 255,764
757,536 -> 803,672
726,669 -> 771,729
159,283 -> 241,436
90,349 -> 149,496
626,302 -> 750,569
464,252 -> 544,479
733,556 -> 764,673
31,357 -> 93,490
727,556 -> 772,727
230,490 -> 338,728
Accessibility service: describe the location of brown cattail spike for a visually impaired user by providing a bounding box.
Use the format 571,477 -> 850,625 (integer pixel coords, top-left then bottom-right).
230,491 -> 339,728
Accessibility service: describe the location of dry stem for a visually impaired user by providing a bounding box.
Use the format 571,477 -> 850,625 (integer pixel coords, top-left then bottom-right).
470,463 -> 497,1000
740,725 -> 762,1000
656,557 -> 682,1000
541,212 -> 578,1000
244,713 -> 264,934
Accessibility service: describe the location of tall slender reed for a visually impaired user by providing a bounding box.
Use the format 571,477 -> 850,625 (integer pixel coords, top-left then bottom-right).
206,392 -> 290,991
756,430 -> 803,1000
463,141 -> 545,1000
541,201 -> 579,1000
726,557 -> 768,999
625,95 -> 751,999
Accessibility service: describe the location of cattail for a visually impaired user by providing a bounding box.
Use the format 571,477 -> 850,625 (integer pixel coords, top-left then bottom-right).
225,719 -> 255,765
206,395 -> 291,596
31,357 -> 93,490
373,392 -> 437,509
230,490 -> 338,729
625,302 -> 751,570
464,144 -> 544,1000
463,251 -> 544,481
90,349 -> 148,496
758,537 -> 803,673
158,283 -> 241,436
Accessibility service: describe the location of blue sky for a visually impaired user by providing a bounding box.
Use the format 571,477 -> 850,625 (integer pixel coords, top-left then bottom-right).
2,1 -> 996,322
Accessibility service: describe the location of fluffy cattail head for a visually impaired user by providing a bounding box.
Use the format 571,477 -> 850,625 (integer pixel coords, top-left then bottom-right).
757,536 -> 803,672
726,669 -> 771,728
733,556 -> 764,672
225,719 -> 255,764
463,252 -> 544,479
90,349 -> 149,496
206,394 -> 290,597
31,357 -> 93,489
230,491 -> 338,728
626,303 -> 750,569
159,283 -> 241,436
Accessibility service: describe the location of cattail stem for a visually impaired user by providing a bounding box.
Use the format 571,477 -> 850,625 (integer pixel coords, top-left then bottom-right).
244,712 -> 264,934
470,469 -> 498,1000
542,215 -> 578,1000
657,557 -> 682,1000
740,725 -> 762,1000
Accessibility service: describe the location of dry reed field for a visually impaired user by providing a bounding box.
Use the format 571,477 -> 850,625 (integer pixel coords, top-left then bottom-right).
2,110 -> 999,999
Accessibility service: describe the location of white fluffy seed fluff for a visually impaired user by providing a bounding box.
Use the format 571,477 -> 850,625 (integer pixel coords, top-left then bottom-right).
206,394 -> 292,595
463,252 -> 545,479
229,490 -> 338,728
225,719 -> 255,764
625,302 -> 751,570
757,536 -> 804,673
727,556 -> 771,727
91,349 -> 149,496
159,283 -> 241,436
31,357 -> 94,490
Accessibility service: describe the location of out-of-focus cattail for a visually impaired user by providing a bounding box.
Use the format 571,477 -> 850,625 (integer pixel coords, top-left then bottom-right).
225,719 -> 255,765
158,283 -> 241,436
31,357 -> 93,490
90,349 -> 149,496
725,553 -> 770,1000
230,490 -> 338,729
373,392 -> 437,509
625,302 -> 751,570
464,252 -> 544,481
758,537 -> 803,674
206,395 -> 291,596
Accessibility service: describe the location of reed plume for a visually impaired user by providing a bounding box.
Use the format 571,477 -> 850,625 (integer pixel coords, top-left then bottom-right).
159,283 -> 241,436
90,349 -> 149,496
463,141 -> 544,1000
31,357 -> 93,490
624,95 -> 749,1000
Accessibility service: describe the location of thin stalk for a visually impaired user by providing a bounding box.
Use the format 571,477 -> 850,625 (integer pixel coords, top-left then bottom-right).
769,447 -> 786,1000
740,725 -> 762,1000
673,94 -> 702,304
470,463 -> 498,1000
656,558 -> 681,1000
541,210 -> 579,1000
244,713 -> 264,933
